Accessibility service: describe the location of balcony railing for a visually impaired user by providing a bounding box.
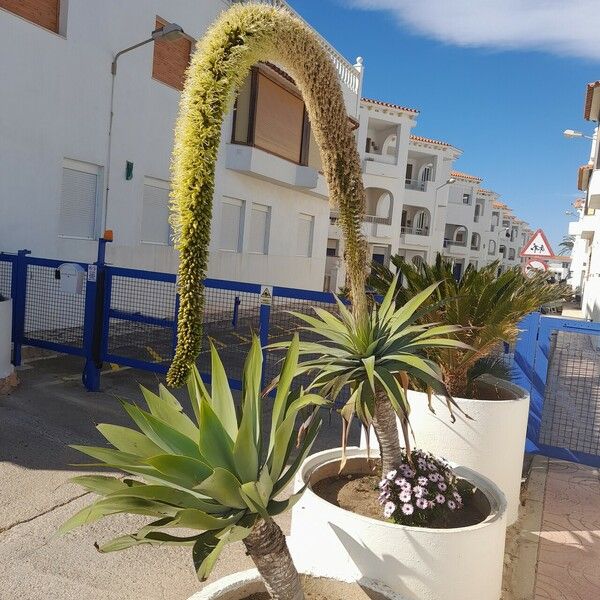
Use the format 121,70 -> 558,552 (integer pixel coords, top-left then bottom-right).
239,0 -> 361,95
401,226 -> 429,236
444,239 -> 467,248
405,179 -> 428,192
365,152 -> 397,166
471,244 -> 480,251
330,211 -> 391,226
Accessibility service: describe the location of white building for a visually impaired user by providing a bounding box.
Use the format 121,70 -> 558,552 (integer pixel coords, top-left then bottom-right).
0,0 -> 533,295
566,80 -> 600,321
0,0 -> 362,291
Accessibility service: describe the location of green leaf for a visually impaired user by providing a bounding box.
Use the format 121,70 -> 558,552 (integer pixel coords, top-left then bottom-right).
209,341 -> 239,439
147,454 -> 213,488
139,385 -> 199,441
186,365 -> 209,424
239,483 -> 270,519
170,508 -> 243,531
96,424 -> 163,458
121,402 -> 203,459
195,468 -> 245,509
233,396 -> 259,483
268,485 -> 307,516
362,355 -> 376,394
268,411 -> 297,484
69,475 -> 142,495
198,397 -> 237,474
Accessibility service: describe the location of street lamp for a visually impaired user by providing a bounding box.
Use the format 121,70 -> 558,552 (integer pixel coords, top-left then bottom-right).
104,22 -> 185,231
563,129 -> 594,140
432,178 -> 456,250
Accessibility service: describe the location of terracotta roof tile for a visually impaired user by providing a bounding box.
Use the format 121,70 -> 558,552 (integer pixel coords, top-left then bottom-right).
362,98 -> 419,114
584,81 -> 600,120
578,164 -> 593,191
451,171 -> 483,184
409,134 -> 453,148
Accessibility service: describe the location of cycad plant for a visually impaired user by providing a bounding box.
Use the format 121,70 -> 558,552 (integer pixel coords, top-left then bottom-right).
61,335 -> 325,600
271,277 -> 469,474
369,254 -> 567,397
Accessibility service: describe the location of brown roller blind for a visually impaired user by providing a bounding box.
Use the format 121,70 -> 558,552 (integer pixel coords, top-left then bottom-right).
254,72 -> 305,164
1,0 -> 60,33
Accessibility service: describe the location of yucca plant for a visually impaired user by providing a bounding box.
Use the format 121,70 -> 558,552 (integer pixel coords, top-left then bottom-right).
60,335 -> 325,600
369,254 -> 568,397
271,277 -> 469,474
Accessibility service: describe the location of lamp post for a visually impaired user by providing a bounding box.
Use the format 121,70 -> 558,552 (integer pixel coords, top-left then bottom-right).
563,129 -> 594,140
103,22 -> 185,231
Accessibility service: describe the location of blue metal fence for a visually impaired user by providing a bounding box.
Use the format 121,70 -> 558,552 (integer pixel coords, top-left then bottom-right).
2,239 -> 340,393
514,313 -> 600,467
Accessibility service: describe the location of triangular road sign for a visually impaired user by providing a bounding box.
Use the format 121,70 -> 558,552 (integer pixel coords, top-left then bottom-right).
519,229 -> 554,258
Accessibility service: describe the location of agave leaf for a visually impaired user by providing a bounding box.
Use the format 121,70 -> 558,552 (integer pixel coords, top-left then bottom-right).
96,424 -> 164,458
121,402 -> 203,459
197,397 -> 237,474
170,508 -> 243,531
209,342 -> 239,440
267,411 -> 297,485
98,530 -> 203,553
68,475 -> 142,496
195,468 -> 245,509
139,385 -> 199,440
232,395 -> 259,483
239,483 -> 270,520
242,336 -> 262,451
186,365 -> 210,424
267,485 -> 307,516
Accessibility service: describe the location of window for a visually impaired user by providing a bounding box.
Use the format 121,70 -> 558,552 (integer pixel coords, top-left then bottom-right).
152,17 -> 193,91
220,198 -> 244,252
326,239 -> 338,257
488,240 -> 496,255
141,178 -> 171,245
405,163 -> 413,184
1,0 -> 60,33
296,214 -> 314,257
421,165 -> 432,183
474,203 -> 482,222
462,193 -> 471,205
471,232 -> 480,250
59,159 -> 100,239
455,228 -> 466,244
509,248 -> 516,260
248,203 -> 270,254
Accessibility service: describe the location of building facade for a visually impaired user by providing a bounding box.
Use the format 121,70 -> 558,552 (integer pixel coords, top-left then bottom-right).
0,0 -> 532,295
567,80 -> 600,321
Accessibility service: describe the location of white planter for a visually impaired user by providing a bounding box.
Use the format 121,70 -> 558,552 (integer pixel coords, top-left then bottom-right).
189,568 -> 404,599
0,299 -> 13,379
289,447 -> 507,600
361,380 -> 529,524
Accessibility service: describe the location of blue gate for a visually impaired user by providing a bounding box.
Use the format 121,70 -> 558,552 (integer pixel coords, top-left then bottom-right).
514,313 -> 600,467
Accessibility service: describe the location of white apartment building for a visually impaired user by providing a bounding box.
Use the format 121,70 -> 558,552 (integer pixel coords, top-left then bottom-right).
0,0 -> 363,291
566,80 -> 600,321
0,0 -> 532,295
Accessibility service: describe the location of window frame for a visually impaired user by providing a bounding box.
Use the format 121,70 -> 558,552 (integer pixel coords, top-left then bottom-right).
295,213 -> 315,258
140,177 -> 173,246
58,158 -> 102,241
219,197 -> 245,253
248,202 -> 271,255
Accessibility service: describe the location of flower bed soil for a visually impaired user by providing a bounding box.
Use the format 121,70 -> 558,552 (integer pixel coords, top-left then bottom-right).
312,469 -> 489,529
242,576 -> 389,599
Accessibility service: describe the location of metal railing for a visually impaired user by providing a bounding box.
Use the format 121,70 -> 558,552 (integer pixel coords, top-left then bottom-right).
405,179 -> 428,191
401,226 -> 429,236
330,211 -> 391,226
237,0 -> 361,94
444,239 -> 467,248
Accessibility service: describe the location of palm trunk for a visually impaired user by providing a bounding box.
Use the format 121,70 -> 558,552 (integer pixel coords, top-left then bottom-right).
243,518 -> 304,600
371,390 -> 403,475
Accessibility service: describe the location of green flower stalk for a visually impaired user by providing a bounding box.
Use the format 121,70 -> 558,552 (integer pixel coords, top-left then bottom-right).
167,3 -> 367,387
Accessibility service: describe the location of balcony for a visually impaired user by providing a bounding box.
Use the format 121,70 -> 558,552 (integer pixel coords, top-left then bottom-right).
330,211 -> 392,239
401,226 -> 430,248
580,210 -> 598,241
363,157 -> 399,179
226,144 -> 318,189
588,170 -> 600,209
405,178 -> 428,192
443,239 -> 468,255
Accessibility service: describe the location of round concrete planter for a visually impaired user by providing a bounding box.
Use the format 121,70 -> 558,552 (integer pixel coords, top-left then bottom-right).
361,379 -> 529,524
0,299 -> 14,379
188,568 -> 404,599
289,447 -> 507,600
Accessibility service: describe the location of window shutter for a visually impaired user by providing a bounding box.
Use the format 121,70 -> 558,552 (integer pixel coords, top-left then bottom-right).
220,199 -> 244,252
296,214 -> 314,257
249,204 -> 270,254
141,182 -> 171,245
59,166 -> 98,239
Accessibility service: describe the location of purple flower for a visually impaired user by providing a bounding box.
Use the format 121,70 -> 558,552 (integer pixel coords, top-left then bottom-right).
405,468 -> 416,478
383,501 -> 396,518
401,503 -> 414,515
428,473 -> 439,482
447,500 -> 457,510
417,476 -> 428,486
399,490 -> 411,503
427,462 -> 437,471
438,482 -> 447,492
378,491 -> 390,503
453,491 -> 462,504
435,494 -> 446,504
416,498 -> 429,509
386,469 -> 397,481
412,485 -> 425,498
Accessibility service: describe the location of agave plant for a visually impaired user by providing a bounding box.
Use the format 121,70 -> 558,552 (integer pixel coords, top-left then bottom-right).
369,254 -> 568,397
61,335 -> 325,600
271,277 -> 469,474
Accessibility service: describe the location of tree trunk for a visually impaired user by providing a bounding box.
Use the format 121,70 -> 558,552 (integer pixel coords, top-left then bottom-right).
243,518 -> 304,600
371,390 -> 403,475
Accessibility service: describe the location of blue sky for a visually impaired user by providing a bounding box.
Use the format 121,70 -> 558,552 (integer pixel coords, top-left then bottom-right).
288,0 -> 600,249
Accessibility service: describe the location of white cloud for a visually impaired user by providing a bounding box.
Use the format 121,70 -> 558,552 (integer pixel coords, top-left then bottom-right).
347,0 -> 600,61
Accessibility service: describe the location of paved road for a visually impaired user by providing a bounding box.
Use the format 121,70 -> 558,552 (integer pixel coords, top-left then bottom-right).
0,354 -> 356,600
